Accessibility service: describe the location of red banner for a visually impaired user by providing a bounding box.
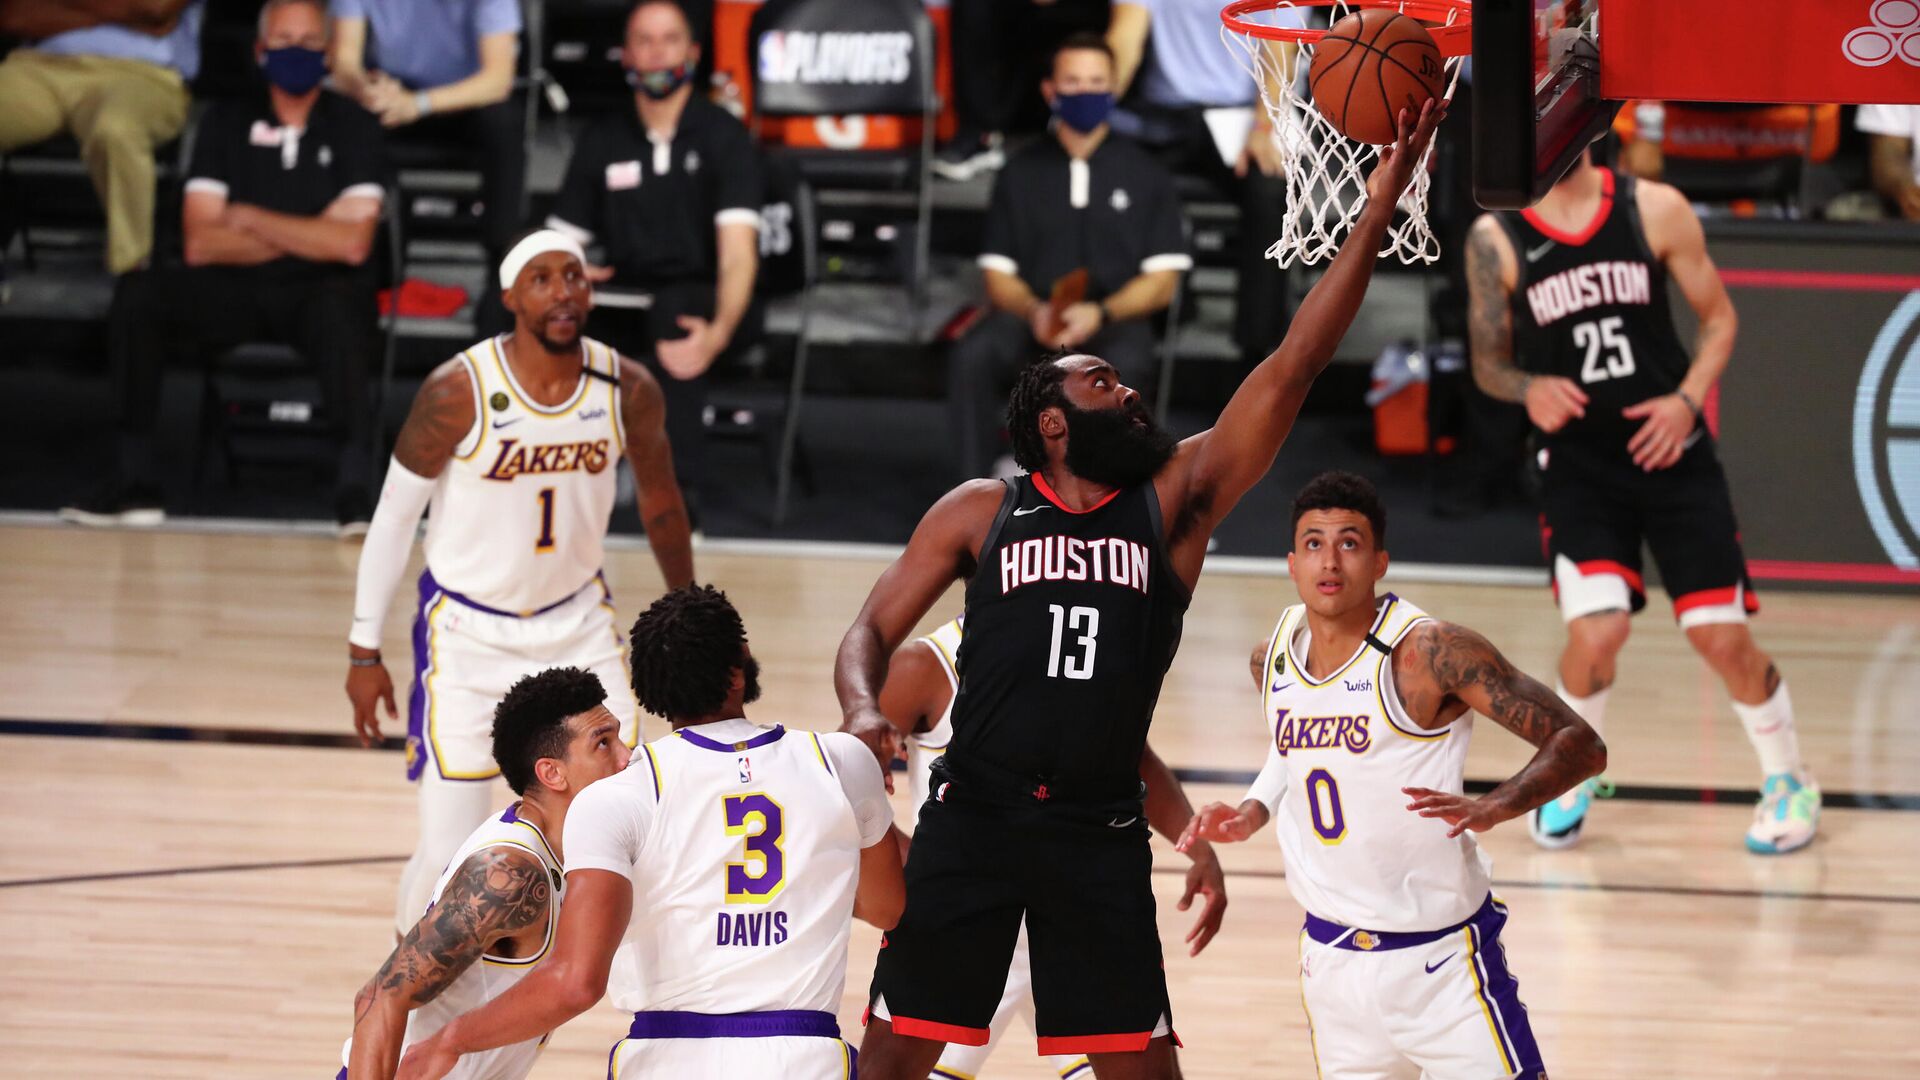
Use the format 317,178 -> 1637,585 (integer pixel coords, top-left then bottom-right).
1600,0 -> 1920,104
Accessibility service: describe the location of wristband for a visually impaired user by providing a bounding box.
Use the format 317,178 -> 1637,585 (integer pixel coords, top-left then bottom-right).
414,91 -> 433,118
1676,388 -> 1703,423
349,655 -> 384,667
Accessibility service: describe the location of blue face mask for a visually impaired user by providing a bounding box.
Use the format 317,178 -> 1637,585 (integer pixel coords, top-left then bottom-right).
1053,91 -> 1114,135
626,62 -> 693,100
261,45 -> 328,95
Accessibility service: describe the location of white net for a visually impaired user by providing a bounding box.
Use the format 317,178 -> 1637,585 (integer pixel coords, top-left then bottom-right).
1221,1 -> 1467,266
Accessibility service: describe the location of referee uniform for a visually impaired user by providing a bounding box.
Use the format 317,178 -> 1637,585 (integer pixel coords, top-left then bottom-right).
953,133 -> 1191,478
547,95 -> 763,502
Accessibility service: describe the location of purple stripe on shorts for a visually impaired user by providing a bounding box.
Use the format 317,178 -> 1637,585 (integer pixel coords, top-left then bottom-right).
406,569 -> 439,782
675,725 -> 787,753
1472,906 -> 1546,1078
624,1009 -> 840,1041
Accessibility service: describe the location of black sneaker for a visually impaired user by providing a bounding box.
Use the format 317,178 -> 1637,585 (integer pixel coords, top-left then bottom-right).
932,131 -> 1005,182
335,485 -> 373,540
58,479 -> 165,528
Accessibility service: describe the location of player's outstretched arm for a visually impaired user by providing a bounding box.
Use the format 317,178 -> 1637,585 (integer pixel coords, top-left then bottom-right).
396,869 -> 633,1080
1165,102 -> 1443,544
1466,215 -> 1588,432
1142,743 -> 1229,955
617,357 -> 695,590
836,480 -> 1004,782
350,845 -> 551,1080
346,359 -> 476,747
1395,621 -> 1607,836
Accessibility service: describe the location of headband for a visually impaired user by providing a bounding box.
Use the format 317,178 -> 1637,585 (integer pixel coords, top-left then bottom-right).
499,229 -> 587,289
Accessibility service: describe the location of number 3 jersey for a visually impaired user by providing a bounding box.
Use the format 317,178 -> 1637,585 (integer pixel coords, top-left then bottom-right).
563,719 -> 895,1015
1496,168 -> 1692,458
1259,594 -> 1492,933
423,335 -> 626,615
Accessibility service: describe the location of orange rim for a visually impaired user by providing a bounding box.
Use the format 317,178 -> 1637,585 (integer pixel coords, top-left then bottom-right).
1220,0 -> 1473,58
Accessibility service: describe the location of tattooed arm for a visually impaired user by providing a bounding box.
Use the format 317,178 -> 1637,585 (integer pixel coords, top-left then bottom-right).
617,356 -> 696,590
1466,215 -> 1589,432
1393,621 -> 1607,837
350,846 -> 552,1080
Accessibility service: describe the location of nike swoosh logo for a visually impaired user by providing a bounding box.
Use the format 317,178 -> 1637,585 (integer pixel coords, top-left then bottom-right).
1011,506 -> 1048,516
493,418 -> 523,429
1525,240 -> 1555,262
1270,682 -> 1294,694
1425,952 -> 1456,974
1106,816 -> 1138,828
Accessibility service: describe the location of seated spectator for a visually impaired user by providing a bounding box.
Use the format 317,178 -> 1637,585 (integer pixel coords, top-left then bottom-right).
1613,100 -> 1839,196
59,0 -> 385,533
936,0 -> 1109,181
0,0 -> 203,274
951,33 -> 1190,480
546,0 -> 760,518
327,0 -> 522,332
1859,103 -> 1920,221
1107,0 -> 1298,360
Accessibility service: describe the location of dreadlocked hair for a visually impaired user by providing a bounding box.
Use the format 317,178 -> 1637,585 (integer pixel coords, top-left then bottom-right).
1005,351 -> 1075,472
627,584 -> 748,720
491,666 -> 607,794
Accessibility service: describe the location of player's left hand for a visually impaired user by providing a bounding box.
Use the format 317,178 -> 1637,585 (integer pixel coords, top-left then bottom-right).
1622,393 -> 1697,472
1364,98 -> 1446,209
1402,787 -> 1514,838
395,1034 -> 459,1080
657,315 -> 721,380
1177,843 -> 1228,956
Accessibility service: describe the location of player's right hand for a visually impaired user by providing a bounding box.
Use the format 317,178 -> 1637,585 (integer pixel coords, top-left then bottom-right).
347,651 -> 398,748
1178,801 -> 1257,849
841,707 -> 901,794
1523,375 -> 1588,434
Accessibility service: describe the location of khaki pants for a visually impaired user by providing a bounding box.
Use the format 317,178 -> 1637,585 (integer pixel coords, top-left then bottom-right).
0,50 -> 189,273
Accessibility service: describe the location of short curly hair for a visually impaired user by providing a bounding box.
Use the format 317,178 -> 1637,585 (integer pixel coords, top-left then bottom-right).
1290,470 -> 1387,548
491,667 -> 607,794
628,584 -> 748,720
1005,352 -> 1075,472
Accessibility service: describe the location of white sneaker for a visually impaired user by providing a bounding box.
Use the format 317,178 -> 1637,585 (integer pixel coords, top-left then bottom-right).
1745,771 -> 1820,855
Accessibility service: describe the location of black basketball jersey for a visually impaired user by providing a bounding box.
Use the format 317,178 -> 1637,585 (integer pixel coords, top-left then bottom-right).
949,473 -> 1190,795
1497,169 -> 1693,455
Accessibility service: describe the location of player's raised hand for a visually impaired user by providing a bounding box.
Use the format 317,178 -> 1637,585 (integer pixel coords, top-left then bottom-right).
1523,375 -> 1588,433
1623,393 -> 1697,472
1177,844 -> 1229,956
395,1032 -> 459,1080
1178,801 -> 1262,850
1402,787 -> 1515,838
346,648 -> 397,748
1364,97 -> 1446,208
841,706 -> 901,794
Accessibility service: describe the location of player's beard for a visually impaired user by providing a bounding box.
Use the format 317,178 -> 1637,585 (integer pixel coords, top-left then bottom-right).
529,307 -> 582,353
1061,400 -> 1178,489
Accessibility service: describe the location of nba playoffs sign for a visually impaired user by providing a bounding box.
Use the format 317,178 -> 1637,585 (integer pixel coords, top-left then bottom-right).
750,0 -> 931,116
1602,0 -> 1920,104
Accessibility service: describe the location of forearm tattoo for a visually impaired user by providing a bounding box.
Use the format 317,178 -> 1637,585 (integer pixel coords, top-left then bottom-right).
1466,224 -> 1529,404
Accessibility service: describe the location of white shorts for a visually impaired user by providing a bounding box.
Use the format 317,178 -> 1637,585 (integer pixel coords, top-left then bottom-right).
406,569 -> 639,782
1298,896 -> 1544,1080
931,923 -> 1092,1079
608,1033 -> 855,1079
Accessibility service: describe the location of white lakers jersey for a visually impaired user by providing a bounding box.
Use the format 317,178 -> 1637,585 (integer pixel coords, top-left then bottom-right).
402,804 -> 563,1064
907,616 -> 962,812
1262,594 -> 1491,932
565,719 -> 894,1016
423,335 -> 626,614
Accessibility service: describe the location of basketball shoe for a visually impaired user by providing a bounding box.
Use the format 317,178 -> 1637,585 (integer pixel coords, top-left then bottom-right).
1528,777 -> 1610,849
1745,772 -> 1820,855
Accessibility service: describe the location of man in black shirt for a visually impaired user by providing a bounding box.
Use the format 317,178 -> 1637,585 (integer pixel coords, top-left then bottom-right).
951,33 -> 1191,481
60,0 -> 387,533
546,0 -> 761,512
839,101 -> 1443,1080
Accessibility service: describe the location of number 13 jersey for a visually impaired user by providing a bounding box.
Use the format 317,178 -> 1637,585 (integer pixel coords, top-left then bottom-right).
954,473 -> 1189,794
1261,594 -> 1492,932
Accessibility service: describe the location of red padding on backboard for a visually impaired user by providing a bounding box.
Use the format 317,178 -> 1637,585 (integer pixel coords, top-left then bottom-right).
1600,0 -> 1920,105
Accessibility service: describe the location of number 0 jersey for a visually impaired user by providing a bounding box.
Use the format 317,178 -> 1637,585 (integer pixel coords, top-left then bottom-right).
953,474 -> 1189,795
563,719 -> 894,1016
1261,594 -> 1492,932
422,335 -> 626,614
1497,169 -> 1692,457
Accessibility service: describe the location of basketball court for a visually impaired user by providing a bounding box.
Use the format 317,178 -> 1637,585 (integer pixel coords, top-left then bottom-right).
5,1 -> 1920,1077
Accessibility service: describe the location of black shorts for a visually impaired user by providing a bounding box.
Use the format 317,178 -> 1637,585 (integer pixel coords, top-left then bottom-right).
1539,436 -> 1759,623
868,757 -> 1171,1056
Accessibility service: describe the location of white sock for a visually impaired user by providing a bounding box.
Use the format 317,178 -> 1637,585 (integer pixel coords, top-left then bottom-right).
1555,681 -> 1610,740
1732,680 -> 1803,779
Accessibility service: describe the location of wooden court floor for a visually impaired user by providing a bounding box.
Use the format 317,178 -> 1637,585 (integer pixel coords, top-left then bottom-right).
2,523 -> 1918,1078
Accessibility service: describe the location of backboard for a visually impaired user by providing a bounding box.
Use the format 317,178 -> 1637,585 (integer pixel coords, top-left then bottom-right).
1472,0 -> 1616,209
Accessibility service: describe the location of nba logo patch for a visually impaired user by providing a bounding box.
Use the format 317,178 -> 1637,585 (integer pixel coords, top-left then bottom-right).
738,755 -> 752,783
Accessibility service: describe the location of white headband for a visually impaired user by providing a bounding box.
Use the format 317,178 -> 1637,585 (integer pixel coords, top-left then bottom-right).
499,229 -> 587,289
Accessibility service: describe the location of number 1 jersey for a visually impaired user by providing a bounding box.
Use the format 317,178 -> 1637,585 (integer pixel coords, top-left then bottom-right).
953,473 -> 1189,794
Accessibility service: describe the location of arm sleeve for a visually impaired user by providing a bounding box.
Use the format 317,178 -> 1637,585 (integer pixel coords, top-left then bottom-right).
976,167 -> 1021,276
1243,739 -> 1289,818
563,776 -> 653,877
475,0 -> 523,37
548,125 -> 603,244
713,121 -> 765,228
1855,104 -> 1909,137
347,458 -> 437,650
821,733 -> 896,847
1138,166 -> 1193,273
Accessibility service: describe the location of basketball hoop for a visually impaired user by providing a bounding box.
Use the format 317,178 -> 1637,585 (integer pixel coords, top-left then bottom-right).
1220,0 -> 1470,266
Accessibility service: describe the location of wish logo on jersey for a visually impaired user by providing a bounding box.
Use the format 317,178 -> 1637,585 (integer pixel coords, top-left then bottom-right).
482,438 -> 612,481
1272,707 -> 1372,756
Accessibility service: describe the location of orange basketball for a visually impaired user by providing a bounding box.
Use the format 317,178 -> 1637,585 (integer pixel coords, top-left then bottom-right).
1309,8 -> 1445,145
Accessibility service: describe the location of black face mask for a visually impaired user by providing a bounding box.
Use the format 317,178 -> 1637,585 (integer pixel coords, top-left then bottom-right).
1059,398 -> 1178,489
741,654 -> 762,705
626,62 -> 694,100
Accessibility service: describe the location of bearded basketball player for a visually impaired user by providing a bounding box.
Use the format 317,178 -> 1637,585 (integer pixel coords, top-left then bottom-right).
836,102 -> 1445,1080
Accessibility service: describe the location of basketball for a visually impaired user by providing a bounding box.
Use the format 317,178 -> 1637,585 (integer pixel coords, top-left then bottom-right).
1309,8 -> 1445,145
